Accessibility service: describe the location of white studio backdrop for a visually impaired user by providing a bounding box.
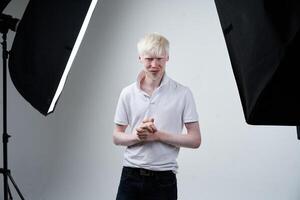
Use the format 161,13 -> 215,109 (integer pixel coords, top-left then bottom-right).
1,0 -> 300,200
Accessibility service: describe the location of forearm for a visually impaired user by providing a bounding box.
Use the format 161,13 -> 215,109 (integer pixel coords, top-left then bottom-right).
113,131 -> 141,147
156,130 -> 201,149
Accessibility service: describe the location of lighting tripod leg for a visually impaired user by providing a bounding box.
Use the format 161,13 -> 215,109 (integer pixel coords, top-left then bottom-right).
8,173 -> 25,200
7,183 -> 12,200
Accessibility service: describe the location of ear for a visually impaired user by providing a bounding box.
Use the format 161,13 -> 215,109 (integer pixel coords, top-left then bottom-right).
139,56 -> 143,63
166,55 -> 169,61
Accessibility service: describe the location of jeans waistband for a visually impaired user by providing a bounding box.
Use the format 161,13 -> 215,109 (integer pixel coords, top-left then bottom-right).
123,167 -> 174,177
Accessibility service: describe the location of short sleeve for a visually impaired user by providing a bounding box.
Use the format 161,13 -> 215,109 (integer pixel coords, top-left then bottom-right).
114,89 -> 129,125
183,87 -> 199,123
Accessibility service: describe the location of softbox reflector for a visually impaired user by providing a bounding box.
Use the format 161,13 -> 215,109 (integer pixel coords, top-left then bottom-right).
9,0 -> 97,115
214,0 -> 300,125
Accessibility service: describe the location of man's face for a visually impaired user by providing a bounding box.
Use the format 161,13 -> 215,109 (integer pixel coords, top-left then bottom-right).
139,53 -> 169,80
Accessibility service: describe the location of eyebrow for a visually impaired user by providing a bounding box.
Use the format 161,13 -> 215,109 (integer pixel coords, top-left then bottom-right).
144,56 -> 165,59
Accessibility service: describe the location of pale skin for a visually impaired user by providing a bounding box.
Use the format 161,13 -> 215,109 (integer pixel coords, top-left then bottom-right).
113,52 -> 201,149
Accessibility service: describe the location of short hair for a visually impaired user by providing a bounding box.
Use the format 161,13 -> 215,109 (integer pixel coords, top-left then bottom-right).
137,33 -> 169,57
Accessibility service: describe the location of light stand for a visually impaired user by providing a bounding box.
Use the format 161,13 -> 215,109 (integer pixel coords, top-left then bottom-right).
0,0 -> 97,198
0,13 -> 25,200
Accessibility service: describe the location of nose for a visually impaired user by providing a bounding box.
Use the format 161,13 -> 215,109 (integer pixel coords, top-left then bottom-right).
151,59 -> 159,67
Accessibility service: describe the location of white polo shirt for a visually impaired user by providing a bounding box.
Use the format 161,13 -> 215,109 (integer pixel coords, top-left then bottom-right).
114,71 -> 198,173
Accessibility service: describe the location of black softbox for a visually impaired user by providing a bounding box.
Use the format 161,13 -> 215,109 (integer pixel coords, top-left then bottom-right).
1,0 -> 11,13
214,0 -> 300,125
9,0 -> 97,116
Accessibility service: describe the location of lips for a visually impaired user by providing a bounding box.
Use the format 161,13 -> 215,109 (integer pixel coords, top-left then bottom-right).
148,67 -> 160,72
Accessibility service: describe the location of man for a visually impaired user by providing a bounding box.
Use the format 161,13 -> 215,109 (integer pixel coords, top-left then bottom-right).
113,33 -> 201,200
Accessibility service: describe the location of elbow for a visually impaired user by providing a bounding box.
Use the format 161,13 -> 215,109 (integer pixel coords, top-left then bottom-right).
192,142 -> 201,149
112,133 -> 120,146
191,137 -> 201,149
113,138 -> 121,146
113,138 -> 118,145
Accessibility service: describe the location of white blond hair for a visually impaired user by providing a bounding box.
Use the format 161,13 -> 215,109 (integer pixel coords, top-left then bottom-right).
137,33 -> 169,57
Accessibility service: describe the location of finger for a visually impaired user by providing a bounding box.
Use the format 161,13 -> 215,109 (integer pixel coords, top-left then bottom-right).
140,123 -> 148,129
136,128 -> 146,133
150,124 -> 157,132
140,122 -> 151,127
140,124 -> 154,133
145,123 -> 156,133
142,121 -> 154,128
138,135 -> 147,140
137,130 -> 149,136
136,128 -> 142,133
142,126 -> 153,133
142,118 -> 154,123
142,118 -> 150,123
137,131 -> 145,136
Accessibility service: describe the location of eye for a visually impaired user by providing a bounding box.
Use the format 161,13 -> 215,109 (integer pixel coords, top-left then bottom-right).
145,58 -> 153,62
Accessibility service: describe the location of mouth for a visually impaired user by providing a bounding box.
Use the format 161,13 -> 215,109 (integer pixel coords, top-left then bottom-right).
148,67 -> 160,72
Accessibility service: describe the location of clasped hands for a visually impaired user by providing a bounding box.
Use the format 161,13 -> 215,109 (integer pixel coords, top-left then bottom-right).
136,118 -> 159,142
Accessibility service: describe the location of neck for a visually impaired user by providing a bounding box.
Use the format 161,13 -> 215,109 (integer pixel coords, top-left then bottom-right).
141,72 -> 164,95
145,72 -> 164,88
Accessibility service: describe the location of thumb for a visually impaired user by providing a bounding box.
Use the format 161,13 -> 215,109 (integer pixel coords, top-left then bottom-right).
143,118 -> 154,123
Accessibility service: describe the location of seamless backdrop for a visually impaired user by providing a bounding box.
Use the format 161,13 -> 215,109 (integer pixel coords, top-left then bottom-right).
1,0 -> 300,200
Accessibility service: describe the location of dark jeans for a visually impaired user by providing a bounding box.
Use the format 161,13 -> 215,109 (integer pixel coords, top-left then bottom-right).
116,167 -> 177,200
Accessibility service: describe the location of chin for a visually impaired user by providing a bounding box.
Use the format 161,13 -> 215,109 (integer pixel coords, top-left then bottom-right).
151,73 -> 164,81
